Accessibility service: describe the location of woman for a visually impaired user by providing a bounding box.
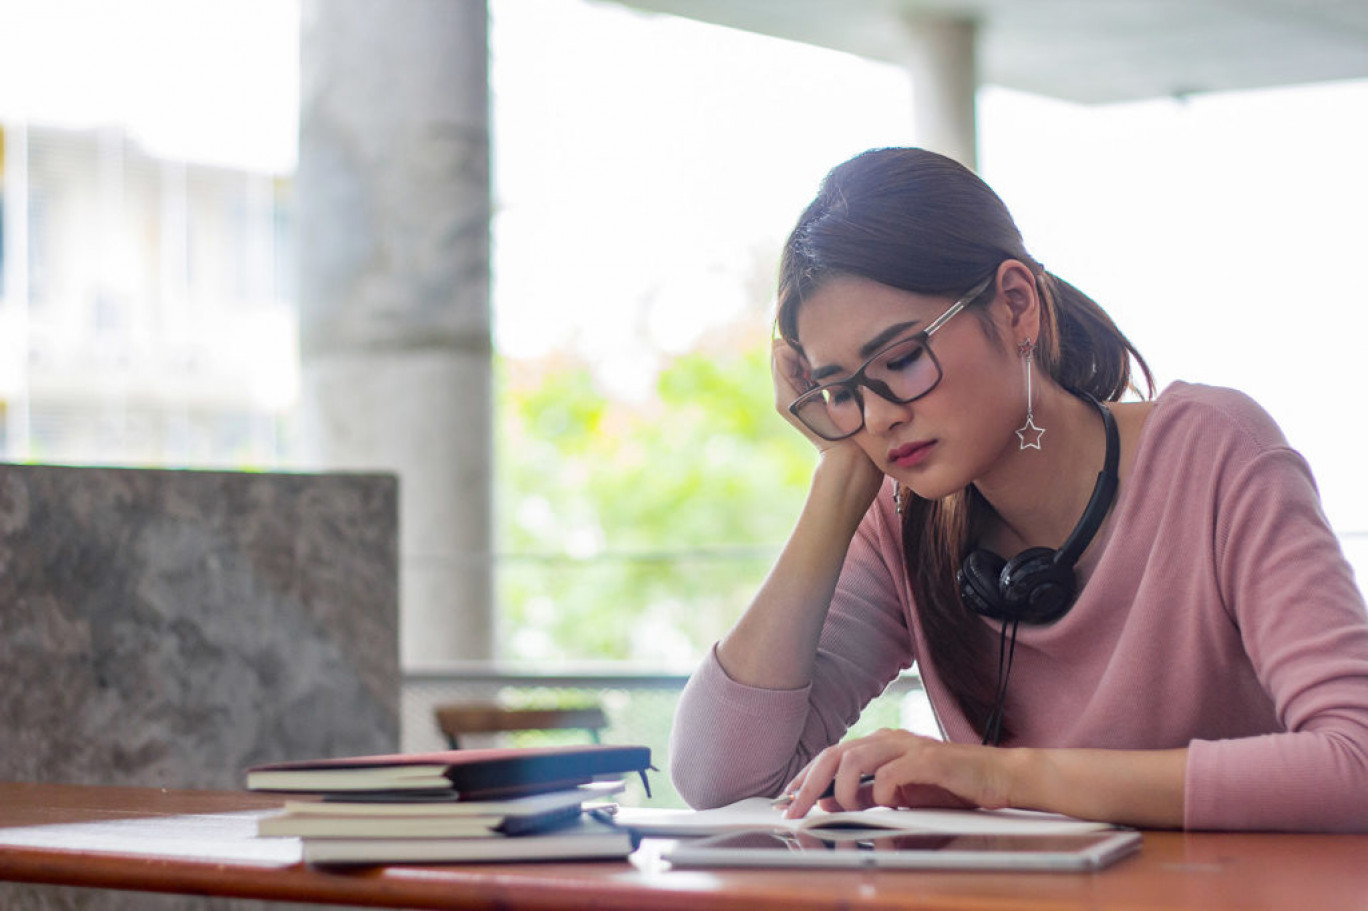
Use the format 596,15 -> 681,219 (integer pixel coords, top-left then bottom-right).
668,147 -> 1368,831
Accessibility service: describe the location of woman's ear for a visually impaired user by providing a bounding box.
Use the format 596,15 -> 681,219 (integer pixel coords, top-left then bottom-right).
995,259 -> 1041,341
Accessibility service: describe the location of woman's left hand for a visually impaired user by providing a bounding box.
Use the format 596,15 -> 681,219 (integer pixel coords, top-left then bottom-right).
780,728 -> 1017,819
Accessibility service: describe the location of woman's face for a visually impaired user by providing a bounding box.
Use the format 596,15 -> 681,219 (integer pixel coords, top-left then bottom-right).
794,273 -> 1025,500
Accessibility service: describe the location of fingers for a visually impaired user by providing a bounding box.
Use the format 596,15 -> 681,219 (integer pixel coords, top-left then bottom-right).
774,762 -> 834,815
832,754 -> 879,811
779,749 -> 841,819
771,340 -> 839,451
771,338 -> 812,404
781,730 -> 992,819
781,730 -> 908,819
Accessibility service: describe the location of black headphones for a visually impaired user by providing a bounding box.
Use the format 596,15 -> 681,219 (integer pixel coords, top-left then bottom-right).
956,393 -> 1119,626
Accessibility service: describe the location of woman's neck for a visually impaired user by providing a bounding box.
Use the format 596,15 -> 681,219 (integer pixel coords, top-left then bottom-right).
972,387 -> 1111,556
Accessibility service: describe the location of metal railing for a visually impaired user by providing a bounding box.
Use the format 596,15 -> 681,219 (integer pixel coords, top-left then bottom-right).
402,663 -> 929,808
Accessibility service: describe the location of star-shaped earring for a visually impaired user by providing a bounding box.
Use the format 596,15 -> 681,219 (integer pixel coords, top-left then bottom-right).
1016,337 -> 1045,451
1017,415 -> 1045,450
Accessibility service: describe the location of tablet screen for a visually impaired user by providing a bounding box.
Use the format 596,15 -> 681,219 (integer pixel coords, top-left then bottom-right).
663,827 -> 1142,871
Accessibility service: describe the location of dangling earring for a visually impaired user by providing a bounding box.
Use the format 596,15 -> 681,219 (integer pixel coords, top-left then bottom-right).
893,483 -> 907,516
1015,337 -> 1045,451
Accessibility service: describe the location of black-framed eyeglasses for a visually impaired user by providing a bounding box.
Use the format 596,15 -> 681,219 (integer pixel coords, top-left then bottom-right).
788,276 -> 994,441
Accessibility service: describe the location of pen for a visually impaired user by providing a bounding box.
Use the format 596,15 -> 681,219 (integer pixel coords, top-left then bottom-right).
771,774 -> 876,810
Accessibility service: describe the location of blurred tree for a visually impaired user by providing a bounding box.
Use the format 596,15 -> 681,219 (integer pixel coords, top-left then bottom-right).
495,325 -> 815,665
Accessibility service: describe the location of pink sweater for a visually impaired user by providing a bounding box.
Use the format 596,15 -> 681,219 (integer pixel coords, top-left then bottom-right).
670,383 -> 1368,831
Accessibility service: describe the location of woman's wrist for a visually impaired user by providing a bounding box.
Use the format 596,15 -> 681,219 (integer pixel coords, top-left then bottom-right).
810,446 -> 885,534
996,746 -> 1187,828
1000,747 -> 1047,812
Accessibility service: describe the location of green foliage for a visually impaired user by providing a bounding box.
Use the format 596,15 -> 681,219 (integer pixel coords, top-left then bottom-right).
495,337 -> 815,665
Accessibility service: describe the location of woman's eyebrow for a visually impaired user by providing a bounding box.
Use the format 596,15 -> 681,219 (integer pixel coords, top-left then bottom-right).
810,320 -> 922,381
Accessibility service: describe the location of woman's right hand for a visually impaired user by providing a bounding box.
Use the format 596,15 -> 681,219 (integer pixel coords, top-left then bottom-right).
772,338 -> 838,449
772,338 -> 886,509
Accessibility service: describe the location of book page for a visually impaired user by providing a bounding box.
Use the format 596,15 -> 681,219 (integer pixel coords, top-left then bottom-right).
617,797 -> 1113,838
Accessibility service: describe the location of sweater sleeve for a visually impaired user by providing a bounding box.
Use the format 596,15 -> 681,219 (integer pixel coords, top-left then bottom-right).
669,490 -> 915,809
1185,434 -> 1368,831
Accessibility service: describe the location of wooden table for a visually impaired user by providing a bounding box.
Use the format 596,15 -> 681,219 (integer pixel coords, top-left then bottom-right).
2,781 -> 1365,910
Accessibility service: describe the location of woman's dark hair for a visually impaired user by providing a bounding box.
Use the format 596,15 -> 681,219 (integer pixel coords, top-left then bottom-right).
775,147 -> 1154,739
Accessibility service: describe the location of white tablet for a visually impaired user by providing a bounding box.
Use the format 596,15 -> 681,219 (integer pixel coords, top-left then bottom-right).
663,827 -> 1142,872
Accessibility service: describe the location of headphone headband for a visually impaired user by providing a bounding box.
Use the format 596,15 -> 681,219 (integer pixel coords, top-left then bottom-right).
957,392 -> 1121,628
1053,393 -> 1119,569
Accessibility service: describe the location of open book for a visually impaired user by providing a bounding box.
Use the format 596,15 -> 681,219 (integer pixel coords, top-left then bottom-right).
616,796 -> 1117,839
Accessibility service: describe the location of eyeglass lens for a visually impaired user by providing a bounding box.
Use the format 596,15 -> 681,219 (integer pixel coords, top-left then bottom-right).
794,336 -> 940,439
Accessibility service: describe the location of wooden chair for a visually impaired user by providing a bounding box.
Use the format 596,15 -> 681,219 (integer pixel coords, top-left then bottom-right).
434,702 -> 608,749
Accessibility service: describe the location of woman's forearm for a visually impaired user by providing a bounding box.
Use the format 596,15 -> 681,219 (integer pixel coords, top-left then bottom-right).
1008,746 -> 1188,829
716,449 -> 883,689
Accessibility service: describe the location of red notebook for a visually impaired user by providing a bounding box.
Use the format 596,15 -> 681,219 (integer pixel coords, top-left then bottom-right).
246,743 -> 652,799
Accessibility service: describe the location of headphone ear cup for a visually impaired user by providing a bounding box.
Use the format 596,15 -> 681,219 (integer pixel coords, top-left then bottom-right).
1000,547 -> 1076,624
958,549 -> 1009,619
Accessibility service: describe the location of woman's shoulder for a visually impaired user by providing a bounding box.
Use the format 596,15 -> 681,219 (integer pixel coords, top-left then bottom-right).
1145,380 -> 1291,453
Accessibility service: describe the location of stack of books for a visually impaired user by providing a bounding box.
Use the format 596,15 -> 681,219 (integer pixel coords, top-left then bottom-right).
246,743 -> 652,865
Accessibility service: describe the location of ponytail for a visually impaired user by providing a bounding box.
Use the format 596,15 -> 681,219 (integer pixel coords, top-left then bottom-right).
1035,271 -> 1154,402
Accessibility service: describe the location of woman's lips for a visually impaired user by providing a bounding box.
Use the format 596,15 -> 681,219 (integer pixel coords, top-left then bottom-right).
888,440 -> 934,469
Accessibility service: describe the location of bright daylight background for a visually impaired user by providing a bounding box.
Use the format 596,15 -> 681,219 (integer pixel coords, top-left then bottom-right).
3,0 -> 1368,666
492,0 -> 1368,522
489,0 -> 1368,664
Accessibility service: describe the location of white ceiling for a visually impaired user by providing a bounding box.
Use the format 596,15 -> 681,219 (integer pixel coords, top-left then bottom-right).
605,0 -> 1368,103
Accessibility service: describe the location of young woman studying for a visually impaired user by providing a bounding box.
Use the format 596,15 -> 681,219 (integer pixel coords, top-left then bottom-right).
668,147 -> 1368,832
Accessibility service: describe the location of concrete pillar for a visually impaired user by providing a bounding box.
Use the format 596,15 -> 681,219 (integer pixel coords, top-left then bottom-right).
2,122 -> 33,458
297,0 -> 493,665
902,17 -> 979,171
